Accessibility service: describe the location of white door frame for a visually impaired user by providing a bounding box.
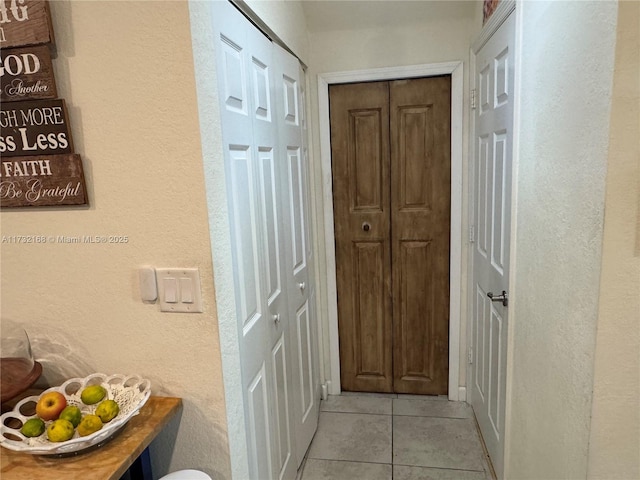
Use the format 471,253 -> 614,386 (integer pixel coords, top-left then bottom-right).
317,61 -> 464,401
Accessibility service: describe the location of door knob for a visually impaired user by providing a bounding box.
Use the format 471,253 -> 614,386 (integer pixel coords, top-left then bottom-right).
487,290 -> 508,307
298,282 -> 306,291
362,222 -> 371,232
272,314 -> 281,325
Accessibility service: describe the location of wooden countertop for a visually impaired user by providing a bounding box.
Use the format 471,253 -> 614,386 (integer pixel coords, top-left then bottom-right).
1,396 -> 182,480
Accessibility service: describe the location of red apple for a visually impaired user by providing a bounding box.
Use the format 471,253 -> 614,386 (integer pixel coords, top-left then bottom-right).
35,391 -> 67,421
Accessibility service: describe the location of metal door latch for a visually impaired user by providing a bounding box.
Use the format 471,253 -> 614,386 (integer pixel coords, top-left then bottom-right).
487,290 -> 508,307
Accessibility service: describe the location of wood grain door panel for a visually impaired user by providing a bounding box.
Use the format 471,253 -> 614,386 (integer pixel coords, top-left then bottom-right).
391,77 -> 451,395
353,241 -> 387,377
330,81 -> 393,393
330,77 -> 450,395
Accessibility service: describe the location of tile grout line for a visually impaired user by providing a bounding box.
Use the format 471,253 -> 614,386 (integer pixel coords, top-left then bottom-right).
393,414 -> 471,420
391,400 -> 394,479
321,409 -> 470,420
392,461 -> 487,473
320,409 -> 392,416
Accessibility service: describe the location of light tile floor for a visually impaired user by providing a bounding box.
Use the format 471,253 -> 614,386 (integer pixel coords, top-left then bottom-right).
299,393 -> 495,480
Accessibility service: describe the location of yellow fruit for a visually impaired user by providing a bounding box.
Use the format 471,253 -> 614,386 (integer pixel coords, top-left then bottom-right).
77,414 -> 103,437
80,385 -> 107,405
46,419 -> 75,442
20,418 -> 45,437
95,399 -> 119,423
59,405 -> 82,427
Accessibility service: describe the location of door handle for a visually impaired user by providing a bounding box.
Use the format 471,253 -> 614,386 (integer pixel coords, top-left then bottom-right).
362,222 -> 371,232
272,314 -> 281,325
298,282 -> 306,292
487,290 -> 508,307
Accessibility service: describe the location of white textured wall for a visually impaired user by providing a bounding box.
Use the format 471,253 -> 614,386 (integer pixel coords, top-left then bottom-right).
506,1 -> 618,478
0,2 -> 231,478
188,2 -> 248,479
588,2 -> 640,477
305,1 -> 482,392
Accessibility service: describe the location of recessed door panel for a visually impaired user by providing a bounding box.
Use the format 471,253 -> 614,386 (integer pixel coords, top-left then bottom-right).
258,147 -> 282,304
491,132 -> 507,274
228,145 -> 261,330
221,36 -> 247,115
252,57 -> 271,122
271,334 -> 293,479
398,240 -> 435,382
480,64 -> 491,116
478,135 -> 490,258
350,109 -> 383,211
489,305 -> 503,436
353,241 -> 386,378
287,147 -> 306,274
475,285 -> 487,400
398,106 -> 433,209
247,364 -> 273,480
283,75 -> 298,125
295,301 -> 313,420
495,48 -> 509,107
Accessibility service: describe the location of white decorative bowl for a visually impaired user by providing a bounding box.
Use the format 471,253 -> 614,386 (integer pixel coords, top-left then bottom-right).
0,373 -> 151,455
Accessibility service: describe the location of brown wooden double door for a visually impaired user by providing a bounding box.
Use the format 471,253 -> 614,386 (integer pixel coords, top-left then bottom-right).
330,76 -> 451,395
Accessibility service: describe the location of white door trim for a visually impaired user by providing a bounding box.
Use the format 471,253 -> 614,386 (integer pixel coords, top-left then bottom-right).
318,61 -> 464,400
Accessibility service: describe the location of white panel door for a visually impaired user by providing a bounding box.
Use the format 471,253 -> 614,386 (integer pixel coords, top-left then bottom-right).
212,3 -> 297,479
470,11 -> 515,480
273,44 -> 320,467
248,19 -> 297,480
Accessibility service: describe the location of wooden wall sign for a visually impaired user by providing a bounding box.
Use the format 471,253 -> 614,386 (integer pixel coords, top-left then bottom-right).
0,1 -> 90,209
0,154 -> 87,207
1,45 -> 57,102
0,99 -> 73,157
0,0 -> 54,48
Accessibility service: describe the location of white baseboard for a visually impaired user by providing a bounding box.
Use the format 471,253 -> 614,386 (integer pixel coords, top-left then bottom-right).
458,386 -> 467,402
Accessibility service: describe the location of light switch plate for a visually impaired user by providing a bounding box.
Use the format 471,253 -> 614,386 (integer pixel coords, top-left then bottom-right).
138,266 -> 157,302
155,268 -> 203,313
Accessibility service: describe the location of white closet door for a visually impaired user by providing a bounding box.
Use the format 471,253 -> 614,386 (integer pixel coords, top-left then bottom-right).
273,44 -> 320,467
248,15 -> 298,480
212,3 -> 297,479
212,2 -> 319,478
